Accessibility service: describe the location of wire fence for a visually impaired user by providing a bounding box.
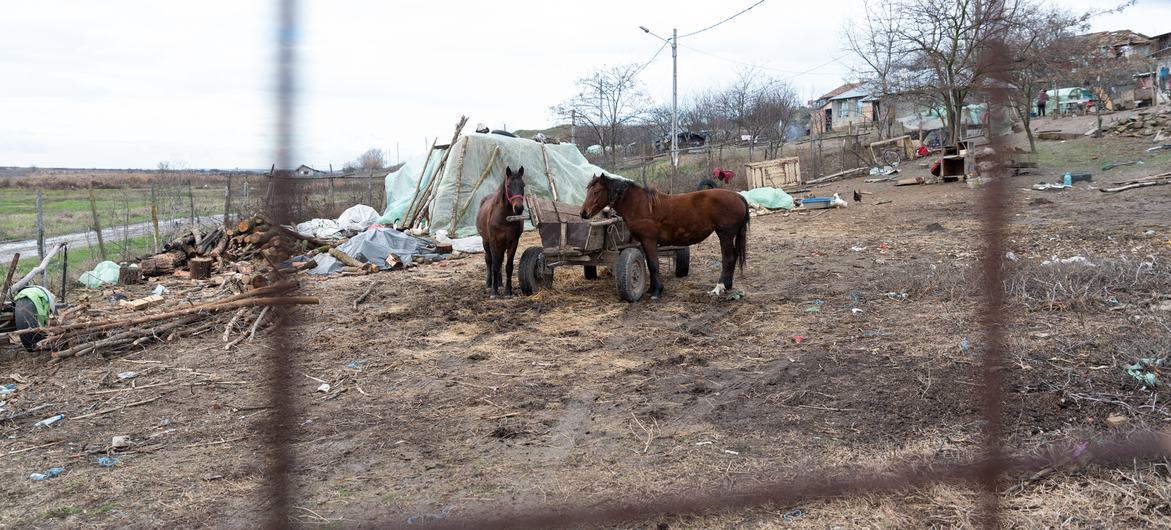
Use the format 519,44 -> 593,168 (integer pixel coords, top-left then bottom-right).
0,171 -> 385,298
7,0 -> 1161,527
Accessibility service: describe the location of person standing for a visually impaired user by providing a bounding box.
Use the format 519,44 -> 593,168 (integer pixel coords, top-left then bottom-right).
1037,89 -> 1049,117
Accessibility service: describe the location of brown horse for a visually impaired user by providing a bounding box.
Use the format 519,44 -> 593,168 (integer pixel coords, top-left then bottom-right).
580,173 -> 749,299
476,166 -> 526,298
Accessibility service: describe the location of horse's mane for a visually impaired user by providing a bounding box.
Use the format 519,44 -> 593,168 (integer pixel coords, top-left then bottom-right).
591,174 -> 657,205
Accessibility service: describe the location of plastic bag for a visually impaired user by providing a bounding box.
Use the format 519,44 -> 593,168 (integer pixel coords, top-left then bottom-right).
739,187 -> 795,210
79,261 -> 121,289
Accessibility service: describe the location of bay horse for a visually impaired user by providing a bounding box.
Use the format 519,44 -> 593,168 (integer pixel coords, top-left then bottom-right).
580,173 -> 749,299
476,166 -> 526,298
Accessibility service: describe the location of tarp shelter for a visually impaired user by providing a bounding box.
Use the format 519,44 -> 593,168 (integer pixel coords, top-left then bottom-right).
379,133 -> 611,237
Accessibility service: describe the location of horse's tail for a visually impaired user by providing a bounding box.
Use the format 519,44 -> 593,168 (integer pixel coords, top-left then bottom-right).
735,195 -> 749,277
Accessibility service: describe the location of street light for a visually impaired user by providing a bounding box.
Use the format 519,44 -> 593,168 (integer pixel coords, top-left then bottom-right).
640,25 -> 678,173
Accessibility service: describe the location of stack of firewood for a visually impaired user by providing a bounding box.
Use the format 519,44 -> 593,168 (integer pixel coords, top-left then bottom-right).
2,281 -> 318,361
138,215 -> 338,280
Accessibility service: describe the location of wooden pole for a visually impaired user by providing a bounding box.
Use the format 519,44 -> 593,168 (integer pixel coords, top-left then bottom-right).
328,176 -> 336,211
88,181 -> 107,261
150,183 -> 160,254
223,173 -> 233,229
448,137 -> 470,232
35,189 -> 45,284
9,243 -> 64,296
401,140 -> 438,226
187,179 -> 196,227
1,253 -> 19,302
59,245 -> 67,303
451,146 -> 500,230
540,144 -> 559,201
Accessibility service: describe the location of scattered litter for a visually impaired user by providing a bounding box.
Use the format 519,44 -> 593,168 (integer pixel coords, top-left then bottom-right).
1005,251 -> 1018,262
34,414 -> 64,427
0,383 -> 15,395
878,242 -> 889,250
850,246 -> 867,252
792,335 -> 806,344
723,288 -> 745,301
782,508 -> 806,522
151,284 -> 168,296
1146,144 -> 1171,152
30,467 -> 65,481
695,441 -> 713,446
1101,160 -> 1143,171
1105,414 -> 1129,428
723,449 -> 740,455
1126,358 -> 1163,389
79,261 -> 120,289
97,457 -> 120,468
851,308 -> 864,314
111,436 -> 132,449
960,338 -> 971,354
117,371 -> 138,381
316,383 -> 331,393
1041,256 -> 1095,267
848,289 -> 861,307
344,360 -> 368,370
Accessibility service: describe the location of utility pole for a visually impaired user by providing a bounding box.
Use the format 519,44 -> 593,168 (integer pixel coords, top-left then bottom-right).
671,27 -> 678,174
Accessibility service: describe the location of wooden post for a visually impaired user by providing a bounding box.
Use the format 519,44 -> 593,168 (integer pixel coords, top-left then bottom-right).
2,253 -> 19,302
187,179 -> 196,227
223,173 -> 232,229
242,176 -> 250,219
88,181 -> 108,261
328,177 -> 336,211
150,183 -> 160,254
59,245 -> 67,303
35,189 -> 45,284
367,169 -> 374,207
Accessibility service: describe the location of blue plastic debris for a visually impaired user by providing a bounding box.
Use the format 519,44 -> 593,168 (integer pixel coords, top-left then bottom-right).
782,508 -> 805,522
0,383 -> 15,395
344,360 -> 368,370
30,467 -> 65,481
34,414 -> 65,427
960,339 -> 971,354
97,457 -> 120,468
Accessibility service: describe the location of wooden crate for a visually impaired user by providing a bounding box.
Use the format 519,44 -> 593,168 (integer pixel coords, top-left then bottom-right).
744,157 -> 801,189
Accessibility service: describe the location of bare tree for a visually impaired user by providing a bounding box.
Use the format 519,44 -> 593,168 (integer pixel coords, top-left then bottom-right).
844,0 -> 908,139
553,64 -> 650,167
1003,4 -> 1091,152
739,81 -> 802,161
348,148 -> 386,172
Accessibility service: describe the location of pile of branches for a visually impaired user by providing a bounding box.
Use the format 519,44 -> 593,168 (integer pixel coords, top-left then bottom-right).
139,215 -> 337,278
3,281 -> 317,362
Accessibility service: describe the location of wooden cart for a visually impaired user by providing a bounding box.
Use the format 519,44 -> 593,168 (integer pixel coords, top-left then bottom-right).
515,197 -> 689,302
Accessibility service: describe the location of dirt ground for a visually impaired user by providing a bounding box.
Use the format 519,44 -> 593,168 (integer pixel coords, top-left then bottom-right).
2,131 -> 1171,529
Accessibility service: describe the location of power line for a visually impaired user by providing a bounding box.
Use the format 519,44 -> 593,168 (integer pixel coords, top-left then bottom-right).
678,43 -> 852,79
632,40 -> 670,78
679,0 -> 768,38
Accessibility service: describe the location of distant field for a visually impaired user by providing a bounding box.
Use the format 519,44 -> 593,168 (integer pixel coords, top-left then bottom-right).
0,186 -> 225,243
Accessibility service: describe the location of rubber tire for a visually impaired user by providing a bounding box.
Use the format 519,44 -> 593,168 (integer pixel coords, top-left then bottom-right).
518,247 -> 552,295
583,266 -> 598,280
14,298 -> 44,352
614,247 -> 648,302
696,179 -> 718,190
674,247 -> 690,278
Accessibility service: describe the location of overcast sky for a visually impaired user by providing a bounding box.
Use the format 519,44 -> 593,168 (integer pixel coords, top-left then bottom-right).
1,0 -> 1167,170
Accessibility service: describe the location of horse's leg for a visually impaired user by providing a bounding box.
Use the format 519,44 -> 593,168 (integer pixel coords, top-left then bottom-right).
641,240 -> 663,299
715,230 -> 736,294
483,245 -> 493,292
504,235 -> 519,297
490,243 -> 504,298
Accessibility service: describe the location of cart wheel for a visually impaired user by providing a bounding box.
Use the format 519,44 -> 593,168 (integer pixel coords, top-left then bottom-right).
614,247 -> 648,302
696,179 -> 718,190
583,266 -> 598,280
14,298 -> 44,352
518,247 -> 552,295
674,247 -> 690,278
881,148 -> 902,166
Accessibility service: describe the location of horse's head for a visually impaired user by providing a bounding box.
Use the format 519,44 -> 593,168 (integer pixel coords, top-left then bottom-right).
504,166 -> 525,215
580,173 -> 628,219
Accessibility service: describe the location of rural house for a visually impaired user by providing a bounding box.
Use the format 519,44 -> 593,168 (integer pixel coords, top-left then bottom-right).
809,82 -> 871,135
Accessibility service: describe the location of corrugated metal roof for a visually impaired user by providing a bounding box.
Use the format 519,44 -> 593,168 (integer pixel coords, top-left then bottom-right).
829,88 -> 869,101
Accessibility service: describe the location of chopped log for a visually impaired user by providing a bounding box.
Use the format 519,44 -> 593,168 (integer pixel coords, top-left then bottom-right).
118,294 -> 165,311
140,250 -> 186,276
237,217 -> 255,233
329,247 -> 364,268
118,265 -> 141,285
189,258 -> 213,280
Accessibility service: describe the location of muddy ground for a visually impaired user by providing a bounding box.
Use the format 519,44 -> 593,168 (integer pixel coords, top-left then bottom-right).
2,132 -> 1171,529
